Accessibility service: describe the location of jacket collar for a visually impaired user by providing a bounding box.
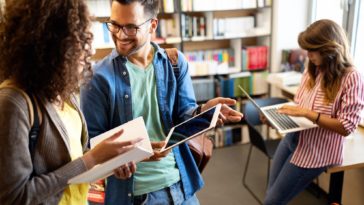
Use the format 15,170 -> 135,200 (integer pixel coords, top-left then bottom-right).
40,95 -> 88,153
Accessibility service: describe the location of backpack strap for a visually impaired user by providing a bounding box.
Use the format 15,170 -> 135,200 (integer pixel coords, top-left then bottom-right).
0,80 -> 40,176
165,48 -> 180,79
165,48 -> 180,125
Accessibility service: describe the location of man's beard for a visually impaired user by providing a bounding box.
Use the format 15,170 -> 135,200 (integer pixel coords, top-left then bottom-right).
113,35 -> 150,57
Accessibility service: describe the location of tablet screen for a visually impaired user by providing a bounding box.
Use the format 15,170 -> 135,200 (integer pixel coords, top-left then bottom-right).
164,106 -> 218,150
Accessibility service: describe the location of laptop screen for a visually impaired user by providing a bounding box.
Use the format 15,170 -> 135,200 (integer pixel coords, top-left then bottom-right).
238,85 -> 263,112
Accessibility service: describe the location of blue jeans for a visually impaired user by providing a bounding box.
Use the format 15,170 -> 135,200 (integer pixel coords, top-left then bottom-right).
264,133 -> 327,205
133,181 -> 200,205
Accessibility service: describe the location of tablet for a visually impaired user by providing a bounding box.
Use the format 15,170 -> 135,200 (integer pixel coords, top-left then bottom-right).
160,103 -> 221,152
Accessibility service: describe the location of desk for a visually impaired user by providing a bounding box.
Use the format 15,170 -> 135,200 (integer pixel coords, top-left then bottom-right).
266,76 -> 299,99
326,128 -> 364,204
267,77 -> 364,205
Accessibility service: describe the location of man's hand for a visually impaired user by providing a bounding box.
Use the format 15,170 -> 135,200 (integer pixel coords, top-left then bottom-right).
202,97 -> 244,125
143,141 -> 171,161
113,161 -> 137,180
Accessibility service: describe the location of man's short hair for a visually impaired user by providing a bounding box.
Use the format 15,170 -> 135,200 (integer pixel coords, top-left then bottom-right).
112,0 -> 159,17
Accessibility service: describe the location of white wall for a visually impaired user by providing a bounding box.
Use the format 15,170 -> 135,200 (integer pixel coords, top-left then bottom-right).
271,0 -> 311,72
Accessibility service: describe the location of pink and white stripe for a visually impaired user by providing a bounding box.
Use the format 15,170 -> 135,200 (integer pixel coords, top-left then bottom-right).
291,69 -> 364,168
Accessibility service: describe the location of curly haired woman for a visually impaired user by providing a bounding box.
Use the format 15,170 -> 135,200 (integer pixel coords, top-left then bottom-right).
264,19 -> 364,205
0,1 -> 139,204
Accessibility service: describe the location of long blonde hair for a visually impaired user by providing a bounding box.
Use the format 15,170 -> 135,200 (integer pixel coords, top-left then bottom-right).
298,19 -> 353,102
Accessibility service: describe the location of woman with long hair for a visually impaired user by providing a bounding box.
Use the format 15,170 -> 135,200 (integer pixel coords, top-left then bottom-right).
264,19 -> 364,204
0,0 -> 138,204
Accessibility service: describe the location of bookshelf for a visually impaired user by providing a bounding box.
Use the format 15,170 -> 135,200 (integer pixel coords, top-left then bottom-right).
86,0 -> 274,148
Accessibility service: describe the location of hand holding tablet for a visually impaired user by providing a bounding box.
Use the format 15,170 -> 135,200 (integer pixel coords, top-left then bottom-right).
159,104 -> 222,152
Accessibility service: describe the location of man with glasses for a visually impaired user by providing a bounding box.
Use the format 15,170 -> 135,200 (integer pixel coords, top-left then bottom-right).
81,0 -> 243,205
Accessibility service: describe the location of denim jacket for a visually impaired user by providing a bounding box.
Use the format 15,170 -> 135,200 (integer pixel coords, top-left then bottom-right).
80,42 -> 204,205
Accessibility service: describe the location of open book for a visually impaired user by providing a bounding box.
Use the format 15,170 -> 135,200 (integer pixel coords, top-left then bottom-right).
68,117 -> 153,184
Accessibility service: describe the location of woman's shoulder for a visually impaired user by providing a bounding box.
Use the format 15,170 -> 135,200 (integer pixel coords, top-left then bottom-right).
344,67 -> 363,81
0,87 -> 29,108
341,67 -> 364,91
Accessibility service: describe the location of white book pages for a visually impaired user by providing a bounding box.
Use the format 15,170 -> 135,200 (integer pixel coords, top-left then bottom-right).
68,117 -> 153,184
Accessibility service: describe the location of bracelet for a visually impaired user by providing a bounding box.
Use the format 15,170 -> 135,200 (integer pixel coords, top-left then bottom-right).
315,113 -> 321,124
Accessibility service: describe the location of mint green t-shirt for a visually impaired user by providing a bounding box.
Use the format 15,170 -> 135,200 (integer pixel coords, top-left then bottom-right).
125,58 -> 180,196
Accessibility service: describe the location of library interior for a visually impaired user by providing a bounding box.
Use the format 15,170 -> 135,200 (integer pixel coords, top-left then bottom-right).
1,0 -> 364,205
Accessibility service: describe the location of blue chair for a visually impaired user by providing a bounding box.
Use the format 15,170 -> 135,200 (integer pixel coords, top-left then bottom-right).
242,97 -> 288,204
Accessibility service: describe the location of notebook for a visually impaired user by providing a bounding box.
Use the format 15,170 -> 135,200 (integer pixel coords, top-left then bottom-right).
238,85 -> 317,134
160,104 -> 221,152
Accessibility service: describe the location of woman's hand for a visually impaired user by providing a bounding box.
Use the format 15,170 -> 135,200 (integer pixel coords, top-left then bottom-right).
82,129 -> 143,169
277,105 -> 309,117
113,162 -> 137,179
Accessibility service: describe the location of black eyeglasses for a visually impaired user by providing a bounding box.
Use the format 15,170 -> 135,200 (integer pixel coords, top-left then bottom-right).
105,18 -> 153,36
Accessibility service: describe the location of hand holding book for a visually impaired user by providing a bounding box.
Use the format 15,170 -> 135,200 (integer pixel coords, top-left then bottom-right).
82,129 -> 142,170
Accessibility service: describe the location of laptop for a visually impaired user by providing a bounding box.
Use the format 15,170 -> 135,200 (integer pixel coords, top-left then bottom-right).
160,104 -> 221,152
238,85 -> 317,134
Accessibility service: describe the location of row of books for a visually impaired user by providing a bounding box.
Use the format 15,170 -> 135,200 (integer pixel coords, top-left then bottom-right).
189,71 -> 267,103
185,48 -> 235,67
192,78 -> 215,102
159,0 -> 272,13
213,16 -> 255,38
186,48 -> 235,76
181,14 -> 207,39
214,126 -> 244,148
216,71 -> 268,98
242,46 -> 269,71
180,0 -> 269,12
155,18 -> 179,39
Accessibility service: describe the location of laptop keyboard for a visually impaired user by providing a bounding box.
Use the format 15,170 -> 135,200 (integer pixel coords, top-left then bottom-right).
265,108 -> 299,130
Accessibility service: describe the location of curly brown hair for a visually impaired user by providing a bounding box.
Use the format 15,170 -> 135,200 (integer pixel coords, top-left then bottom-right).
0,0 -> 93,103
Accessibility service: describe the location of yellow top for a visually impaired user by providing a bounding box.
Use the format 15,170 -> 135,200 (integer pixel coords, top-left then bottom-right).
56,102 -> 89,205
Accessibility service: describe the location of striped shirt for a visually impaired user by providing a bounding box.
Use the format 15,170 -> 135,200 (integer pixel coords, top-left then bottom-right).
292,69 -> 364,168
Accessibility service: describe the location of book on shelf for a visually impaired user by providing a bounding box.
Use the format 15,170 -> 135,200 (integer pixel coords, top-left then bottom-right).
158,18 -> 179,38
213,16 -> 255,38
161,0 -> 176,13
217,75 -> 251,98
250,71 -> 268,95
213,126 -> 243,148
267,71 -> 303,86
181,14 -> 207,39
242,46 -> 269,71
192,78 -> 215,102
185,48 -> 235,76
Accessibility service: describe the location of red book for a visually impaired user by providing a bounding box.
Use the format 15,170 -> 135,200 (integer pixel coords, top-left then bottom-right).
88,179 -> 105,205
